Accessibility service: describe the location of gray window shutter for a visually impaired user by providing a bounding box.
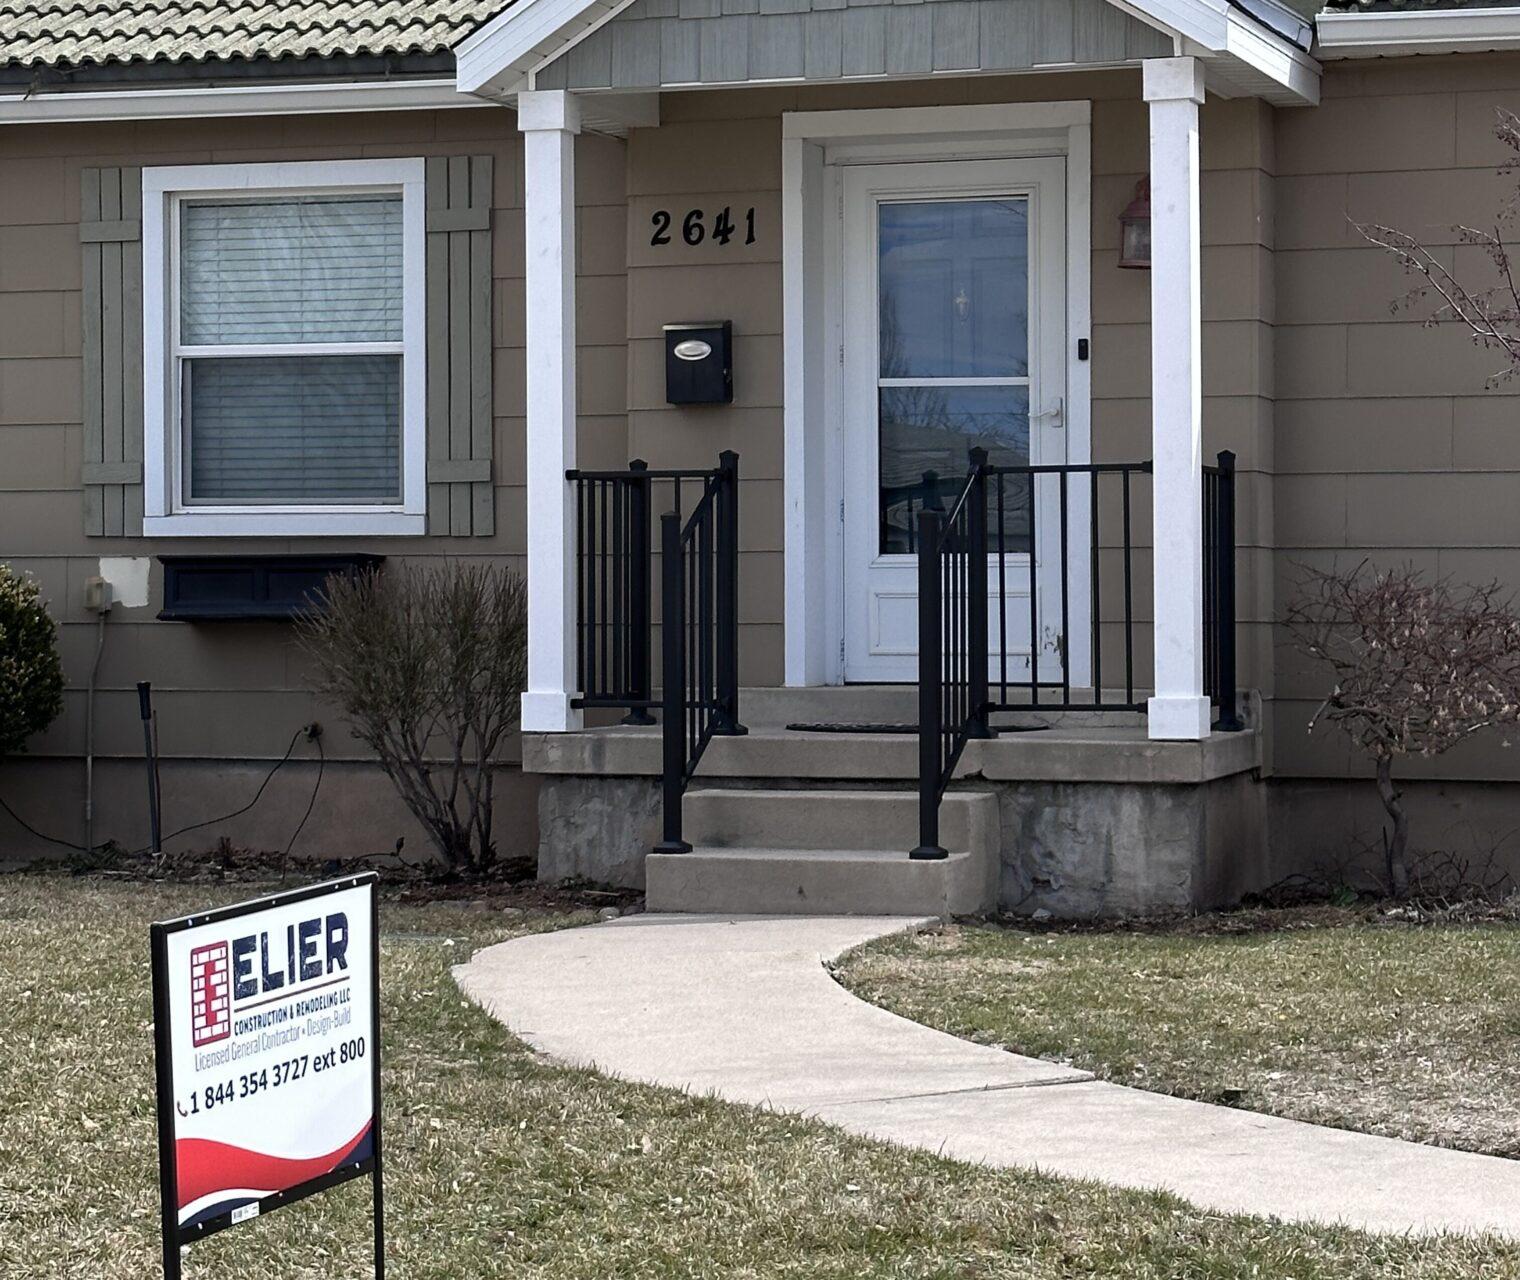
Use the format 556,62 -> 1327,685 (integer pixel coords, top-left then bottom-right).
80,166 -> 144,537
425,155 -> 495,536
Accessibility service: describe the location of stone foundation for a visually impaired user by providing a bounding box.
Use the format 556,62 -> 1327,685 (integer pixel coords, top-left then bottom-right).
999,771 -> 1271,916
537,774 -> 661,888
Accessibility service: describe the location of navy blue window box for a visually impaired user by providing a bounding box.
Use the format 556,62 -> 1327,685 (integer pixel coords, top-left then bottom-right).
157,555 -> 383,622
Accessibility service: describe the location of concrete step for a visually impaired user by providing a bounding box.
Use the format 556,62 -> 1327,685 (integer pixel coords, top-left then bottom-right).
645,845 -> 990,917
683,787 -> 990,854
646,787 -> 1000,916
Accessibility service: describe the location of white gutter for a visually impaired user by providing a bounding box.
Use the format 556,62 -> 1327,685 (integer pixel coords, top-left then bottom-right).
1316,6 -> 1520,58
0,77 -> 498,124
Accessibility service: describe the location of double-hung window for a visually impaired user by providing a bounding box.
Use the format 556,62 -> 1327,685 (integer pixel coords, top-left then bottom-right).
142,159 -> 426,536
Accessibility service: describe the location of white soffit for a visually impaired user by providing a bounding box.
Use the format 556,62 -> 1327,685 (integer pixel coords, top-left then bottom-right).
456,0 -> 1318,106
1316,6 -> 1520,58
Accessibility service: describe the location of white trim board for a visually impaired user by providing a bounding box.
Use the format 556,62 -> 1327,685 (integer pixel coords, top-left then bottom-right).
518,91 -> 584,733
783,101 -> 1093,143
1316,6 -> 1520,58
140,157 -> 428,538
782,101 -> 1093,688
0,79 -> 491,125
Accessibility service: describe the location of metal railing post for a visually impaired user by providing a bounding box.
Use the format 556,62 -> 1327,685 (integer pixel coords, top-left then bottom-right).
966,448 -> 994,740
1214,450 -> 1243,731
713,450 -> 746,736
654,510 -> 691,853
623,460 -> 655,725
913,509 -> 948,861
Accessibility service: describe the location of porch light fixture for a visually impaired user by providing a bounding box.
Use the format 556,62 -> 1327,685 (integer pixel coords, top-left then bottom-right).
1118,178 -> 1151,270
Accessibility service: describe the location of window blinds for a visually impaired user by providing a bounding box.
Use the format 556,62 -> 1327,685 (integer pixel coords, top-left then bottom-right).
180,196 -> 403,344
187,356 -> 401,505
178,194 -> 404,505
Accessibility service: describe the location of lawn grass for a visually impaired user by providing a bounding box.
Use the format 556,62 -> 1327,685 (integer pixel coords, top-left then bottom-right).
835,909 -> 1520,1160
3,877 -> 1520,1278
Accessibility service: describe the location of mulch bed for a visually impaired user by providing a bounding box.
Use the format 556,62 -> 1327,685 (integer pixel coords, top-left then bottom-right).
35,841 -> 644,915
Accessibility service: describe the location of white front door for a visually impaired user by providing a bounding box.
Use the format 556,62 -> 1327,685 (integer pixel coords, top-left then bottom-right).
840,157 -> 1069,683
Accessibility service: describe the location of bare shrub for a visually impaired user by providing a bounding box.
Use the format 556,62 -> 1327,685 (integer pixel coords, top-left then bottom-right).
297,563 -> 527,875
1406,836 -> 1516,906
1285,563 -> 1520,896
1358,109 -> 1520,382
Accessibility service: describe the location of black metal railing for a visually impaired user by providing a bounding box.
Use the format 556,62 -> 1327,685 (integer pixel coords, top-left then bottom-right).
984,458 -> 1155,715
654,450 -> 745,853
912,449 -> 993,859
1203,450 -> 1242,731
567,460 -> 727,725
914,450 -> 1240,855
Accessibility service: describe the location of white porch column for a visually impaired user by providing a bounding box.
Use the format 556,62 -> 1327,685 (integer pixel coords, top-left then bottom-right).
1143,57 -> 1210,741
519,90 -> 583,733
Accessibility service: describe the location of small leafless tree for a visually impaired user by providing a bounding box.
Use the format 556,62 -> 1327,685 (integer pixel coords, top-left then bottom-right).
1358,109 -> 1520,382
1285,563 -> 1520,896
297,563 -> 528,874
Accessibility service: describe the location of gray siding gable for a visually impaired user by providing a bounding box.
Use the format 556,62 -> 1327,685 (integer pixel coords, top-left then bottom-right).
533,0 -> 1171,89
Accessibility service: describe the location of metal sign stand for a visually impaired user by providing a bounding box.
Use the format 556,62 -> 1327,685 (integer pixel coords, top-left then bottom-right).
150,874 -> 385,1280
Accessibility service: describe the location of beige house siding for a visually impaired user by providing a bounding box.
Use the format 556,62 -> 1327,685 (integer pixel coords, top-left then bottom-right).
622,71 -> 1277,692
1272,53 -> 1520,786
12,47 -> 1520,861
625,98 -> 787,685
0,107 -> 629,856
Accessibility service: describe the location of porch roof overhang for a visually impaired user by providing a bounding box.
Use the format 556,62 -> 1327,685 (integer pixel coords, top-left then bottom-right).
455,0 -> 1321,106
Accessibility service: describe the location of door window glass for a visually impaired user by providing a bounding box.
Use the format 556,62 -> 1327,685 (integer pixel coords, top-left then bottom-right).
876,197 -> 1032,553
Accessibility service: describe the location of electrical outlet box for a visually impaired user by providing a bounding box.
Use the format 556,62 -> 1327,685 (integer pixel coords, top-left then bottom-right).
83,576 -> 113,614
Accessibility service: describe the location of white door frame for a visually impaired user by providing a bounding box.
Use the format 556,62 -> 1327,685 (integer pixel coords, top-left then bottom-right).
781,101 -> 1092,688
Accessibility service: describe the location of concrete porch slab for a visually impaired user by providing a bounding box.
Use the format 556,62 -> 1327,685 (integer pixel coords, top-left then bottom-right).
524,722 -> 1261,785
456,913 -> 1520,1238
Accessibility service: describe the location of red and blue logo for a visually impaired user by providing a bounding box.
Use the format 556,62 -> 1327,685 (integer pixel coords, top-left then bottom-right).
189,943 -> 231,1047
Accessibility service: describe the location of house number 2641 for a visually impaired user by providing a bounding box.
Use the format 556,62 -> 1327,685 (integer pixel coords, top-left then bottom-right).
650,206 -> 757,247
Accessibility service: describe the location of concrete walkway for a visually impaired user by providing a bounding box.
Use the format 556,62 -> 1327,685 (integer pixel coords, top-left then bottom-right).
455,913 -> 1520,1238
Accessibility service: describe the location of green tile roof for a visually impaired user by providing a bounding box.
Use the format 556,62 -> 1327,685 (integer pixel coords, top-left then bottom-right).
0,0 -> 514,69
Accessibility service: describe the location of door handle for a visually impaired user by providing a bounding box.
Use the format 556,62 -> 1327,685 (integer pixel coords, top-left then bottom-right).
1031,397 -> 1064,429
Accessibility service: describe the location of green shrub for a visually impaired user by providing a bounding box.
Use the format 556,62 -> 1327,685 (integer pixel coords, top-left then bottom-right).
0,564 -> 65,756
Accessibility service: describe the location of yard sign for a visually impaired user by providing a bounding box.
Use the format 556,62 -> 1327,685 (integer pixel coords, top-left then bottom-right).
150,874 -> 384,1279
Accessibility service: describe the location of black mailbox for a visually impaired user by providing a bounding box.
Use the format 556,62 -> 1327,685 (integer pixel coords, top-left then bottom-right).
664,321 -> 732,405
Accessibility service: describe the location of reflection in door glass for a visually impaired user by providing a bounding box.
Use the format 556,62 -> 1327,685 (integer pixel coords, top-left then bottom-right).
878,199 -> 1029,380
878,386 -> 1030,555
877,196 -> 1033,554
